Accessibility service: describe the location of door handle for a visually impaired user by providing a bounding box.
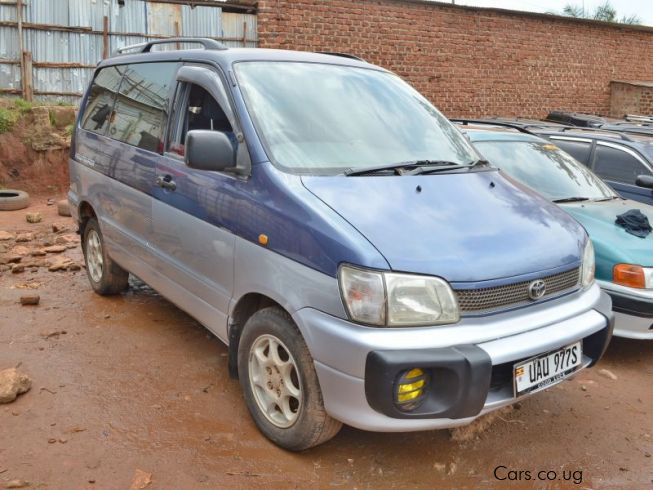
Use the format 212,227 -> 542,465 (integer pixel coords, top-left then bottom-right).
155,175 -> 177,191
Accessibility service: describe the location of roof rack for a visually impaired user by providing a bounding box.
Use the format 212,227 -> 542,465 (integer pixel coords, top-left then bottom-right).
558,126 -> 634,142
318,52 -> 366,62
450,119 -> 538,136
114,38 -> 227,55
624,114 -> 653,124
544,111 -> 605,128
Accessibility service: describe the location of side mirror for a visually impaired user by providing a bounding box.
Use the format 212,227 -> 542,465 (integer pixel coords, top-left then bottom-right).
185,130 -> 236,172
635,174 -> 653,189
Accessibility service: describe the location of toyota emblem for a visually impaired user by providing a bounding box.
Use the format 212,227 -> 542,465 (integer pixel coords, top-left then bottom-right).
528,280 -> 546,300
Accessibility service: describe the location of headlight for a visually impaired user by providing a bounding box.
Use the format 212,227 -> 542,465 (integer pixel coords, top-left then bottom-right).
338,265 -> 459,327
613,264 -> 653,289
580,239 -> 595,288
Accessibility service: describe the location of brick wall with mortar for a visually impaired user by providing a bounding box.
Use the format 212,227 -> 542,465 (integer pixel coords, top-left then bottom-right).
256,0 -> 653,118
610,82 -> 653,117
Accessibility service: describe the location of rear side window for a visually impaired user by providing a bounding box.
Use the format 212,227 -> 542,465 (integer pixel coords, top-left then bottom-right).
107,62 -> 178,153
80,66 -> 125,134
593,145 -> 652,185
551,139 -> 592,166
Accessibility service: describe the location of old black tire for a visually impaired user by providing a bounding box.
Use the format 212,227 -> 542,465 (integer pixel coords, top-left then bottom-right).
238,307 -> 342,451
0,190 -> 30,211
82,218 -> 129,295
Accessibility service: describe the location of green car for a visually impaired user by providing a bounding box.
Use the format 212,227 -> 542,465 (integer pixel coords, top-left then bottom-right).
460,123 -> 653,339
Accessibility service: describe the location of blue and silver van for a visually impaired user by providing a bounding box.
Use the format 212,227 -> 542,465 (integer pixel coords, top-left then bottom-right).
69,39 -> 613,450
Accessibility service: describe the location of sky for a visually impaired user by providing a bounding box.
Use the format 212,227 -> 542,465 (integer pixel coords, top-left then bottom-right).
438,0 -> 653,26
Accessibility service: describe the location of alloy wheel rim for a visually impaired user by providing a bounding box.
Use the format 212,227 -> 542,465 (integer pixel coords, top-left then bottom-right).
248,334 -> 302,428
86,229 -> 104,283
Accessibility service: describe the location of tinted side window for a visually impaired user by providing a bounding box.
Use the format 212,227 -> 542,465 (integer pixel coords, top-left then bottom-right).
551,140 -> 592,166
593,145 -> 652,185
108,62 -> 178,153
80,66 -> 125,134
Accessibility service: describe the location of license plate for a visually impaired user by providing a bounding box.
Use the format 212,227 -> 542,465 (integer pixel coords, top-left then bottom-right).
514,341 -> 582,397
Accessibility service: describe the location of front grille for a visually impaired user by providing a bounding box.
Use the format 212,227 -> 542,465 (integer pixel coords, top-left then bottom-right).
455,267 -> 580,314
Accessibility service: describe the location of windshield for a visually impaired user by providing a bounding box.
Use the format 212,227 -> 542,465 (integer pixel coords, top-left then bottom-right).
235,61 -> 478,173
474,140 -> 617,201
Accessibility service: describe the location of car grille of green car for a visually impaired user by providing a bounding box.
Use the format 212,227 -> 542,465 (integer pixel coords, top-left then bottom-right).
454,267 -> 581,314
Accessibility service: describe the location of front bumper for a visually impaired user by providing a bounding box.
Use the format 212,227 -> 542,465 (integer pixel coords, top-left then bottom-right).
294,284 -> 613,432
598,280 -> 653,339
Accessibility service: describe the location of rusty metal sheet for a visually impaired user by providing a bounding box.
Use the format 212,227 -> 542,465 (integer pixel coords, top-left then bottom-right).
3,0 -> 258,101
222,12 -> 257,47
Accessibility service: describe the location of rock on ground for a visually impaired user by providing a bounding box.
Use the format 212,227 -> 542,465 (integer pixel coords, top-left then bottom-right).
129,469 -> 153,489
0,368 -> 32,404
25,213 -> 42,224
5,480 -> 31,489
56,199 -> 71,217
599,369 -> 618,380
43,245 -> 65,254
20,295 -> 40,306
46,256 -> 80,272
15,233 -> 34,242
54,234 -> 79,246
0,231 -> 16,241
1,254 -> 22,264
11,264 -> 25,274
9,246 -> 29,257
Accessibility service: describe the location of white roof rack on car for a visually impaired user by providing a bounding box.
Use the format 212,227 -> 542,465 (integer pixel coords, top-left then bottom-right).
624,114 -> 653,124
114,37 -> 227,56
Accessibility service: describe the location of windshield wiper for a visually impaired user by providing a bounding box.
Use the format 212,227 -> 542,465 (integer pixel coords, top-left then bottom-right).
344,159 -> 487,177
416,159 -> 490,175
593,195 -> 621,202
552,197 -> 590,203
344,162 -> 422,176
469,158 -> 490,168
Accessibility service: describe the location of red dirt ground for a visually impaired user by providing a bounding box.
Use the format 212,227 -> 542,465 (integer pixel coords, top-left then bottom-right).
1,198 -> 652,489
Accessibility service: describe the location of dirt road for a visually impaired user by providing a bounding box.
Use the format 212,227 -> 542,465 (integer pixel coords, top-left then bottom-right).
1,198 -> 652,489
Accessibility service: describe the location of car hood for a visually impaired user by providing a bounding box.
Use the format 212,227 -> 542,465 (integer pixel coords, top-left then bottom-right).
301,171 -> 585,283
560,199 -> 653,279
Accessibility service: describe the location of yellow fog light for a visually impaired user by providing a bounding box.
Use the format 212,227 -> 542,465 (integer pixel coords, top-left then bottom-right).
395,368 -> 429,410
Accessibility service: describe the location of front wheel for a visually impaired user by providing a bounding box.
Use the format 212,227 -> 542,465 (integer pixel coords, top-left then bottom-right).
238,307 -> 342,451
82,218 -> 129,295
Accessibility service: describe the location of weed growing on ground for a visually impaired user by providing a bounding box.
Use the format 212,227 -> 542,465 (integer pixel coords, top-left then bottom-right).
14,98 -> 33,113
0,108 -> 18,133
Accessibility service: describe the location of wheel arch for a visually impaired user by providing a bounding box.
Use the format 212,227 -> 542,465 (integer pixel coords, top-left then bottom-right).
227,292 -> 287,379
77,200 -> 97,237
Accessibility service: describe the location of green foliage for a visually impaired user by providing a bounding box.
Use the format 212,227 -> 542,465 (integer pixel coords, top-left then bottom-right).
14,98 -> 33,113
64,123 -> 74,137
561,1 -> 641,24
562,4 -> 585,18
0,108 -> 18,134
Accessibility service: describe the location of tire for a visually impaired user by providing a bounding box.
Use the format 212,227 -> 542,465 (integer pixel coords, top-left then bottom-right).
82,218 -> 129,295
0,190 -> 30,211
238,307 -> 342,451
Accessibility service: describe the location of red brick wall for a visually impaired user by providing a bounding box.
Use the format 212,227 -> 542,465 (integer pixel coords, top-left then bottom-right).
643,89 -> 653,115
256,0 -> 653,118
611,84 -> 653,116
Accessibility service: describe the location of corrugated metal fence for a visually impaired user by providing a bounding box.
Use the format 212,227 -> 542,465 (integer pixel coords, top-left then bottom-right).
0,0 -> 257,104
